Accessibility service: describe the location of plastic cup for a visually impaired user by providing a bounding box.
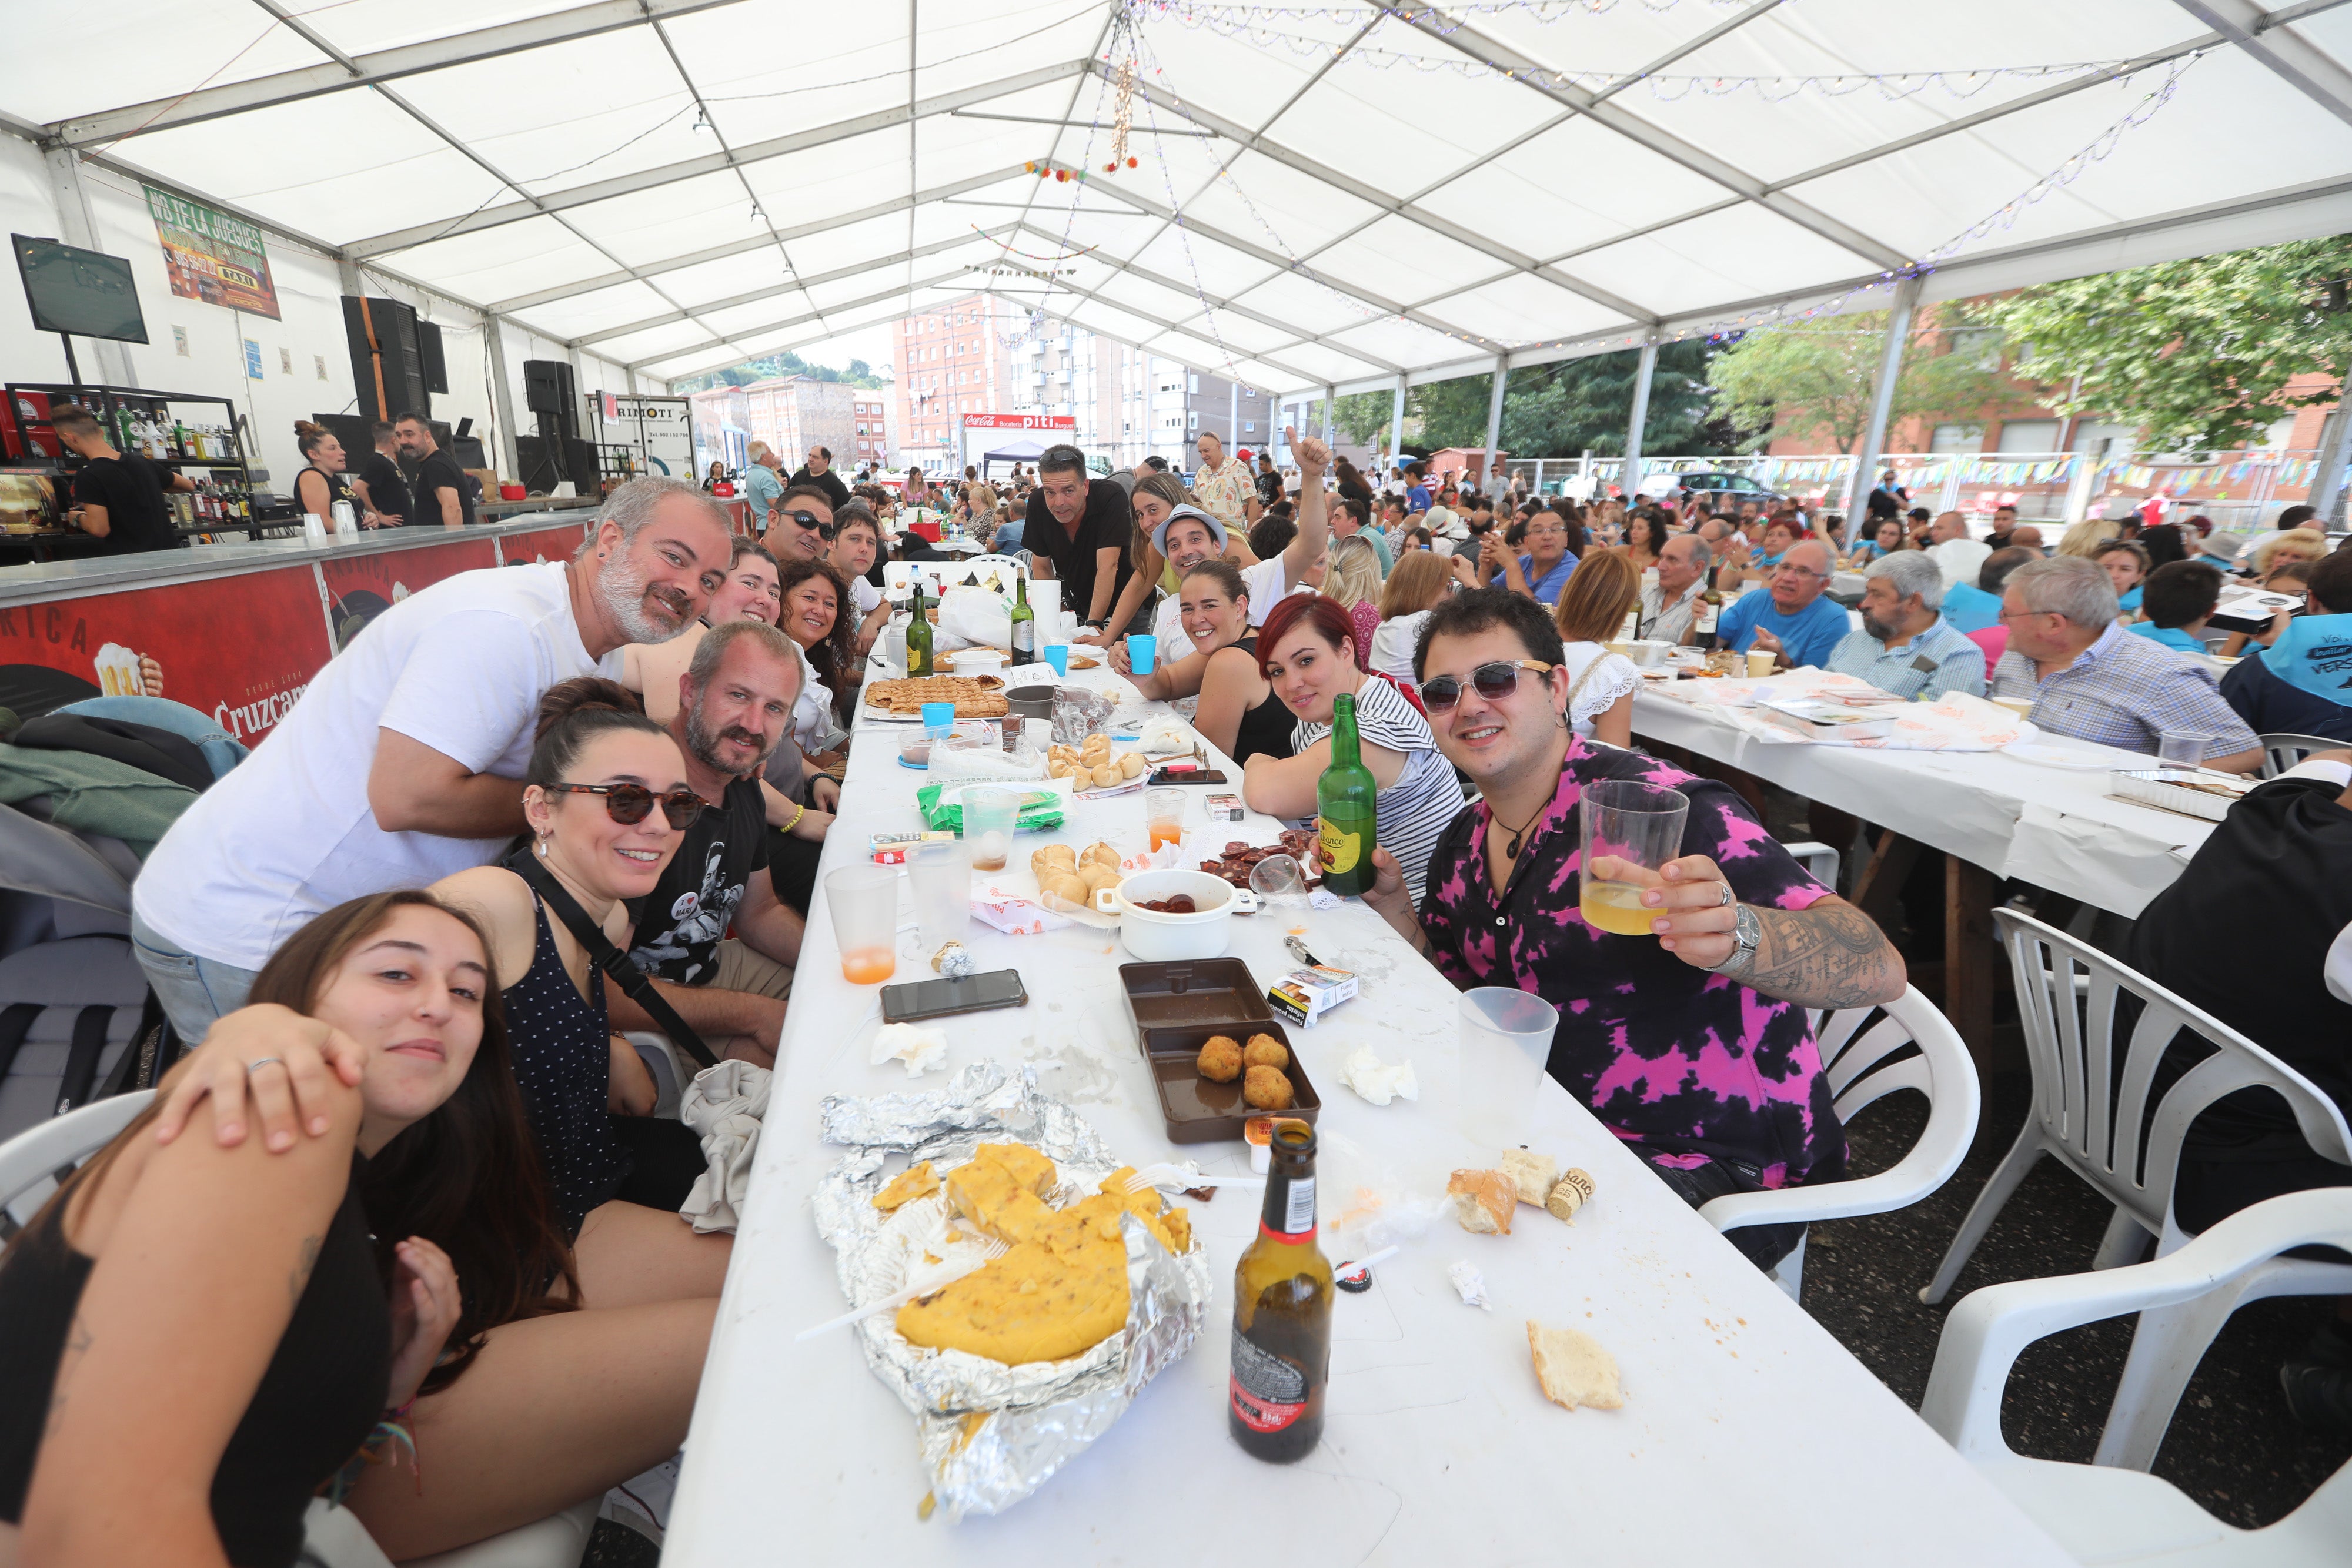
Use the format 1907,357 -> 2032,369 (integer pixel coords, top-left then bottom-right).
1458,987 -> 1559,1141
1745,648 -> 1778,678
1127,633 -> 1157,676
825,864 -> 900,984
963,787 -> 1018,872
1578,779 -> 1690,938
2159,729 -> 2209,769
905,838 -> 972,951
1043,644 -> 1069,676
921,700 -> 956,730
1145,787 -> 1185,851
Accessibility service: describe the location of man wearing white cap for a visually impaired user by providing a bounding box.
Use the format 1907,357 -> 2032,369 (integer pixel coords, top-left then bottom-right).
1112,431 -> 1331,676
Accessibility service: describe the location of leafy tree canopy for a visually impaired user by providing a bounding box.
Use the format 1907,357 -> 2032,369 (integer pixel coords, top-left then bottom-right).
1707,310 -> 2005,453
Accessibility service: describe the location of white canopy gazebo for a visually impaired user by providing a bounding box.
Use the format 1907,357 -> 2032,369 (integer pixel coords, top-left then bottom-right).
11,0 -> 2352,503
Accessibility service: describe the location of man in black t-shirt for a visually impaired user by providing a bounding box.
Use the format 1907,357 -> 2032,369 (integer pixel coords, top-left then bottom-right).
54,406 -> 189,556
620,619 -> 807,1067
1024,443 -> 1133,633
789,445 -> 851,511
351,420 -> 413,526
395,411 -> 473,528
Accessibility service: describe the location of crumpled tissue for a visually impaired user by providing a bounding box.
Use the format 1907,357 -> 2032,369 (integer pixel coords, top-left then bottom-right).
872,1022 -> 949,1077
1339,1047 -> 1419,1106
1448,1261 -> 1491,1311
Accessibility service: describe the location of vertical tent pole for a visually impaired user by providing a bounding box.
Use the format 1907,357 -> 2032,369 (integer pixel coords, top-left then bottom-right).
1391,376 -> 1406,479
1322,385 -> 1336,449
1228,379 -> 1238,453
1482,353 -> 1508,494
2308,370 -> 2352,523
1622,341 -> 1659,507
482,315 -> 522,486
1846,273 -> 1923,550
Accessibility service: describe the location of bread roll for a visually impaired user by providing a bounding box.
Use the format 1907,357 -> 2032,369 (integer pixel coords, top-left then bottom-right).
1118,751 -> 1145,779
1047,757 -> 1078,780
1083,842 -> 1120,869
1089,763 -> 1121,790
1078,863 -> 1121,895
1499,1149 -> 1559,1206
1041,872 -> 1089,907
1528,1320 -> 1623,1411
1447,1169 -> 1516,1235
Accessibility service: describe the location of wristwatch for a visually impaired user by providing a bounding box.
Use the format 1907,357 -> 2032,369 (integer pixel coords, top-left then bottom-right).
1085,617 -> 1107,630
1705,903 -> 1762,976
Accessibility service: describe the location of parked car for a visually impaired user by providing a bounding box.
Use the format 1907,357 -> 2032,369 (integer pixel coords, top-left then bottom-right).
1675,470 -> 1787,509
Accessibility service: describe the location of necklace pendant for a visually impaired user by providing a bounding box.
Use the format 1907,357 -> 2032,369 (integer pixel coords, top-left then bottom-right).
1505,831 -> 1524,858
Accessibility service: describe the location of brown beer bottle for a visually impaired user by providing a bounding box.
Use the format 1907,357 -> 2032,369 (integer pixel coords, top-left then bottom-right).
1227,1121 -> 1332,1462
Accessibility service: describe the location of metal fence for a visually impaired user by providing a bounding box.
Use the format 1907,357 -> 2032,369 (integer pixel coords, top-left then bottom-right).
1490,449 -> 2331,529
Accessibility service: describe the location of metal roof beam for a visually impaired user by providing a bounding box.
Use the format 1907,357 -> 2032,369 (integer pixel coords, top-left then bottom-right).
1375,2 -> 1909,272
346,58 -> 1090,257
623,264 -> 980,370
1113,65 -> 1656,326
2175,0 -> 2352,128
51,0 -> 747,149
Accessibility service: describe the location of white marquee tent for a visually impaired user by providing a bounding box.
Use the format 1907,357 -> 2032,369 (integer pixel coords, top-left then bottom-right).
8,0 -> 2352,490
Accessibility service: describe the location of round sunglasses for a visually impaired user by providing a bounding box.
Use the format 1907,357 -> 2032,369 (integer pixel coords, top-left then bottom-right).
1419,658 -> 1555,714
540,781 -> 706,830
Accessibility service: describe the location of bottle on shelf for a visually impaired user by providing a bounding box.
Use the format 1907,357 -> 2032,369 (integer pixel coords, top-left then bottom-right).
1314,691 -> 1377,898
1227,1121 -> 1332,1463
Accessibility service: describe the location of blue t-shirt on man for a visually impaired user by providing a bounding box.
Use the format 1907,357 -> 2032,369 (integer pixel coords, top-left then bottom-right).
1715,590 -> 1852,670
1940,580 -> 2002,634
1407,483 -> 1432,511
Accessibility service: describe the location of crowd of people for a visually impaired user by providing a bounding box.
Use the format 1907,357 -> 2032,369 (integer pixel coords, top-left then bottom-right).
7,429 -> 2352,1564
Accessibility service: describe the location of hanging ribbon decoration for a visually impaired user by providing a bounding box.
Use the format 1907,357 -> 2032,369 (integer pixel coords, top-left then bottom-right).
1106,56 -> 1138,173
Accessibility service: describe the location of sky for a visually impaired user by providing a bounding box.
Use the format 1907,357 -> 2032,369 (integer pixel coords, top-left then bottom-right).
780,320 -> 897,380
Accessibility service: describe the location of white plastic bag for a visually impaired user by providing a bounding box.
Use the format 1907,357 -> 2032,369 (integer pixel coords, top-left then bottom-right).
936,586 -> 1011,651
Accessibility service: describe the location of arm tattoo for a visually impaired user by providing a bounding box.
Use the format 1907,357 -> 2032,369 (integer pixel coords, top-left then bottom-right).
43,1313 -> 93,1439
1745,900 -> 1901,1011
288,1233 -> 322,1308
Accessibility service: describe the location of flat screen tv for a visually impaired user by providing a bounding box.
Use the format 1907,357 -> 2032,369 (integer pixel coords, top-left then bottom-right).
11,235 -> 148,343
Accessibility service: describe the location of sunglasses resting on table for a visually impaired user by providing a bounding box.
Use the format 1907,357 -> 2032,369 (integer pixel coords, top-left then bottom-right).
539,781 -> 707,828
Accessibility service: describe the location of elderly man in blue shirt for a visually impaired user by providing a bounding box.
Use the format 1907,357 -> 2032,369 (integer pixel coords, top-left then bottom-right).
1716,537 -> 1851,670
1825,549 -> 1987,700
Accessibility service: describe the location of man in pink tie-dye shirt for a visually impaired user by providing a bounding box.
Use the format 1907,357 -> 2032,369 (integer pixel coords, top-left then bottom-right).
1359,589 -> 1907,1269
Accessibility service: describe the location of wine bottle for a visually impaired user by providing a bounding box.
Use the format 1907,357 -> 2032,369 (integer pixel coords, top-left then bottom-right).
1227,1121 -> 1331,1463
906,581 -> 934,678
1315,691 -> 1378,897
1008,575 -> 1035,661
1693,586 -> 1722,653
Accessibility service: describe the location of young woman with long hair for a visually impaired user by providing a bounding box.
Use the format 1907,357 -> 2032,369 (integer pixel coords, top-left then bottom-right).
1368,550 -> 1455,692
1125,560 -> 1294,764
1622,510 -> 1671,574
0,891 -> 716,1563
1241,593 -> 1465,905
1550,550 -> 1642,747
776,555 -> 858,740
1322,533 -> 1385,665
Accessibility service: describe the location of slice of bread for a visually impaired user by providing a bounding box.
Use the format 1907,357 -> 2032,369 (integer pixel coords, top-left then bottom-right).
1528,1320 -> 1624,1411
1447,1168 -> 1515,1235
1498,1148 -> 1558,1206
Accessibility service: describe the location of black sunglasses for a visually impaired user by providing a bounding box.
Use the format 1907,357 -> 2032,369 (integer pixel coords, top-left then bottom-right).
542,782 -> 706,830
779,509 -> 837,540
1419,659 -> 1555,714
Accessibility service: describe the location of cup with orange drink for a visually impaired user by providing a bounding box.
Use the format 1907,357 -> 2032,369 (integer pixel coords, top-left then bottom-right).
1577,780 -> 1690,937
1144,787 -> 1185,852
826,863 -> 901,984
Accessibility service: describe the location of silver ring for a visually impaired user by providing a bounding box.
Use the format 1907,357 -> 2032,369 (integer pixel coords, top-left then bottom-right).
245,1057 -> 284,1073
1716,883 -> 1736,908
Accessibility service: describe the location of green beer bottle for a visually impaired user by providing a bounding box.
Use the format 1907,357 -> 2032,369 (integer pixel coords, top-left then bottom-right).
906,581 -> 934,677
1008,575 -> 1035,661
1316,691 -> 1377,897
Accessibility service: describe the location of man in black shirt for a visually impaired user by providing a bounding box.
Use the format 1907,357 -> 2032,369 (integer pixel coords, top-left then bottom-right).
395,410 -> 472,528
789,445 -> 851,511
351,420 -> 413,526
1025,443 -> 1134,634
620,618 -> 806,1066
54,406 -> 189,555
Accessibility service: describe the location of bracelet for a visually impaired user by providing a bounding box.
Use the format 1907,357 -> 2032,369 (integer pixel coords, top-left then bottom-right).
785,801 -> 806,833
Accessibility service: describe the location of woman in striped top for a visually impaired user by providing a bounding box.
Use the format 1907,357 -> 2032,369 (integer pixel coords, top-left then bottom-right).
1241,593 -> 1466,904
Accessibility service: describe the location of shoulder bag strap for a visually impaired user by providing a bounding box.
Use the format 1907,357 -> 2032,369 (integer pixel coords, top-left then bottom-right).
510,853 -> 720,1071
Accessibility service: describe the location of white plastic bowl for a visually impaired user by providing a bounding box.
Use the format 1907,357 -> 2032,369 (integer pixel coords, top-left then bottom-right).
1097,868 -> 1234,961
950,648 -> 1007,674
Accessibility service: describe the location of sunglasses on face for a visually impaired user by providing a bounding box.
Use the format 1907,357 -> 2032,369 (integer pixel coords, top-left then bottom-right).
1419,658 -> 1555,713
541,782 -> 706,830
779,510 -> 837,540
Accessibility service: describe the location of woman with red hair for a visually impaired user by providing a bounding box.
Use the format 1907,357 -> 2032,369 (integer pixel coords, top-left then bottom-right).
1241,593 -> 1465,904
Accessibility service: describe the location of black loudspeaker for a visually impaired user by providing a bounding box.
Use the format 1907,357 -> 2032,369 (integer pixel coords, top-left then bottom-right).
340,296 -> 429,423
417,320 -> 448,394
515,434 -> 563,493
523,359 -> 574,415
311,413 -> 374,467
566,437 -> 599,489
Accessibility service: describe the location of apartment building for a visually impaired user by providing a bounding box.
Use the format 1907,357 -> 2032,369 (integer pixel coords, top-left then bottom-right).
893,296 -> 1019,473
1003,314 -> 1275,470
740,375 -> 859,467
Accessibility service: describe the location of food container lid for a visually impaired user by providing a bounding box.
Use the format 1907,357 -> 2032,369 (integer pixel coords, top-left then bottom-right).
1118,958 -> 1272,1032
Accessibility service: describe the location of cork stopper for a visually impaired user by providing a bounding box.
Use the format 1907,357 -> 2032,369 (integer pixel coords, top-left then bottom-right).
1544,1167 -> 1596,1223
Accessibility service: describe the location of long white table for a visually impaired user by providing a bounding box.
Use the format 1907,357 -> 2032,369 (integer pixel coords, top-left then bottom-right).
666,667 -> 2067,1566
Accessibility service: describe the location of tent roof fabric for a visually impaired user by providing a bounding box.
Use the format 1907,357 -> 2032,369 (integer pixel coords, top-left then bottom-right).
15,0 -> 2352,395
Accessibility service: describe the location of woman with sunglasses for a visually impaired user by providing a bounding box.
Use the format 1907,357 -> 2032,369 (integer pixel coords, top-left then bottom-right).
1242,593 -> 1465,905
429,683 -> 733,1293
1125,560 -> 1295,765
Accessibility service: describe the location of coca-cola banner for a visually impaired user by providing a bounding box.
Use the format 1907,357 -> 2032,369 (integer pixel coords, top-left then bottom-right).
0,564 -> 330,745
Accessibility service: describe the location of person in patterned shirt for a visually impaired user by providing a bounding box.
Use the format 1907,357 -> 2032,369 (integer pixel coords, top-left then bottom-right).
1358,589 -> 1906,1268
1190,430 -> 1253,537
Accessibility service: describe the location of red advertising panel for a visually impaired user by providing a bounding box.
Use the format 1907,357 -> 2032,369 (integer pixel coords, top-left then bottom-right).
960,413 -> 1076,430
319,541 -> 498,652
0,564 -> 330,745
496,523 -> 589,566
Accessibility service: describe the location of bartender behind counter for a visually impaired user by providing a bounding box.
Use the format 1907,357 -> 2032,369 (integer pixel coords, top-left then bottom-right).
54,405 -> 191,555
396,410 -> 473,528
350,419 -> 411,526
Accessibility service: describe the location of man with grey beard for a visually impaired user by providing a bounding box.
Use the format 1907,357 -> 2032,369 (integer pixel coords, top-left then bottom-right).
619,619 -> 805,1068
131,477 -> 735,1041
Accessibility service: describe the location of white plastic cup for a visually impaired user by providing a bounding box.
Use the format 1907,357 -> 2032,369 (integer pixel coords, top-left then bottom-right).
905,838 -> 971,951
2158,729 -> 2209,769
1457,987 -> 1559,1141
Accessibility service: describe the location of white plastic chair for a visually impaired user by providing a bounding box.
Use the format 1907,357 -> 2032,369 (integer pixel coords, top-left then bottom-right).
1700,985 -> 1981,1302
1776,837 -> 1843,892
1920,1188 -> 2352,1564
2258,733 -> 2340,779
0,1096 -> 599,1568
1921,907 -> 2352,1470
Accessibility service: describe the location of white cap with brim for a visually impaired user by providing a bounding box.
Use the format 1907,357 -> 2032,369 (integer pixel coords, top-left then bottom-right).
1151,502 -> 1227,557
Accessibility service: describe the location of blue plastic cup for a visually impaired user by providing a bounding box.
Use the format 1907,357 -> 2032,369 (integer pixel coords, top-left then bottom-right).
920,700 -> 956,740
1042,644 -> 1069,676
1127,633 -> 1157,676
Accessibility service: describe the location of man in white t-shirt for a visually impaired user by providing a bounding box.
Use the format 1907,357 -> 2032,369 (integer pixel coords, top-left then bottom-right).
1111,433 -> 1331,676
130,477 -> 737,1040
829,502 -> 888,660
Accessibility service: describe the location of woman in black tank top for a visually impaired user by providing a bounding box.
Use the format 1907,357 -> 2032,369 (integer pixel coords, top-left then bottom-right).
1133,560 -> 1295,765
293,420 -> 355,526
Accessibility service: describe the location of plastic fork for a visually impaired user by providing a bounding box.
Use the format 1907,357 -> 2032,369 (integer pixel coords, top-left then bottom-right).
1123,1161 -> 1265,1195
794,1235 -> 1010,1342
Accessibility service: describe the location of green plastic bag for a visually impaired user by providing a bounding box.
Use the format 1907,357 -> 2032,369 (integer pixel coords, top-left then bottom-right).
914,782 -> 1065,837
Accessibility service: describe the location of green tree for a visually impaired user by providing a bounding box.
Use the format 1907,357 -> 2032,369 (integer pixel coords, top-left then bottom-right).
1983,239 -> 2352,452
1330,390 -> 1394,447
1502,340 -> 1735,457
1707,310 -> 2006,453
1409,375 -> 1495,449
